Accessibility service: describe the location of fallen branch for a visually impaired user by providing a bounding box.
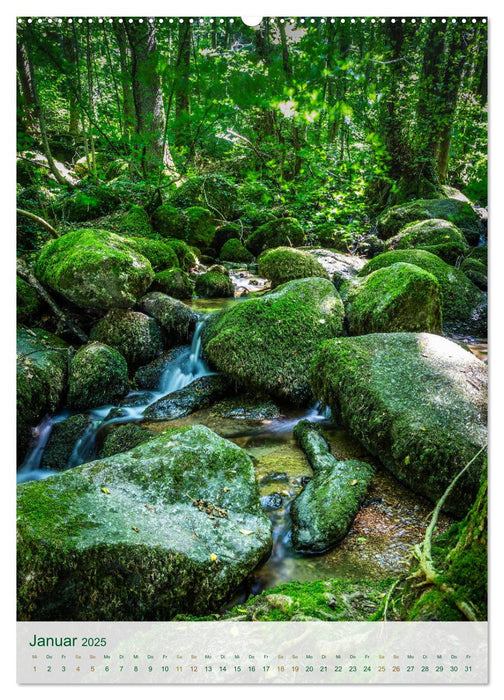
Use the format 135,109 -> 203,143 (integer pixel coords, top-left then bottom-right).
17,258 -> 88,343
17,208 -> 59,239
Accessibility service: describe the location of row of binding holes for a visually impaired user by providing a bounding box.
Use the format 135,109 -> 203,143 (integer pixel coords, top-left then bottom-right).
18,18 -> 487,25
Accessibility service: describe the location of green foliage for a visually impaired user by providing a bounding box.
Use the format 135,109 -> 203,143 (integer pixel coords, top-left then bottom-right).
246,217 -> 306,256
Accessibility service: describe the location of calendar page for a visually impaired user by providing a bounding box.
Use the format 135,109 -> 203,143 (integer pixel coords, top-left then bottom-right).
15,12 -> 488,685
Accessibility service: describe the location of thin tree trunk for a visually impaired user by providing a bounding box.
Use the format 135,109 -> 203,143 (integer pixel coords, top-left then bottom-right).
86,25 -> 97,180
17,43 -> 37,128
112,20 -> 135,144
174,23 -> 192,154
62,33 -> 80,135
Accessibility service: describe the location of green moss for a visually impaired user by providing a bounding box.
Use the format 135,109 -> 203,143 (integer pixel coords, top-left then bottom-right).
169,175 -> 237,219
152,204 -> 189,238
237,203 -> 275,229
104,159 -> 129,180
258,247 -> 329,287
151,268 -> 194,300
140,292 -> 198,346
116,205 -> 153,237
219,238 -> 254,263
68,341 -> 129,409
73,153 -> 111,177
202,277 -> 344,405
377,198 -> 481,245
385,218 -> 469,257
125,236 -> 179,271
246,217 -> 306,256
55,185 -> 120,222
310,333 -> 487,517
195,270 -> 234,298
345,262 -> 442,335
416,241 -> 468,265
214,223 -> 242,252
185,206 -> 216,250
90,309 -> 163,368
164,238 -> 199,271
41,415 -> 93,470
467,245 -> 487,268
17,277 -> 41,324
99,424 -> 155,458
34,229 -> 154,310
359,249 -> 486,335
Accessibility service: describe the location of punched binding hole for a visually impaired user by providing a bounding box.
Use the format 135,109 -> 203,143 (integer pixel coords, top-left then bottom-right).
241,16 -> 263,27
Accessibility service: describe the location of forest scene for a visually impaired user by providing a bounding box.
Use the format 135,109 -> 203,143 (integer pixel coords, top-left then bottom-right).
16,16 -> 487,623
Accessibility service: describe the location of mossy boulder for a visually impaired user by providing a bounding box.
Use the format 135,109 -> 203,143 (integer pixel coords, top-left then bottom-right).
34,229 -> 154,310
140,292 -> 198,346
384,219 -> 470,260
246,217 -> 306,256
17,425 -> 272,621
185,206 -> 216,251
125,236 -> 179,271
68,342 -> 129,409
17,278 -> 41,324
343,262 -> 442,335
55,185 -> 120,222
90,309 -> 163,368
17,328 -> 70,463
164,238 -> 199,271
467,245 -> 487,268
219,238 -> 254,264
134,347 -> 187,390
311,333 -> 487,517
169,175 -> 237,219
195,270 -> 234,298
214,223 -> 242,253
291,420 -> 375,552
152,205 -> 189,239
144,375 -> 232,420
377,198 -> 482,246
359,249 -> 486,336
116,205 -> 153,237
258,247 -> 329,288
41,414 -> 94,470
104,158 -> 129,180
460,258 -> 487,291
151,268 -> 194,300
99,424 -> 155,458
202,278 -> 345,405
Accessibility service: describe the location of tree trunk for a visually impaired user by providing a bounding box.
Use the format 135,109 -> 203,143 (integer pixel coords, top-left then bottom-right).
174,23 -> 192,154
112,20 -> 135,145
62,33 -> 80,135
125,19 -> 176,177
17,43 -> 37,128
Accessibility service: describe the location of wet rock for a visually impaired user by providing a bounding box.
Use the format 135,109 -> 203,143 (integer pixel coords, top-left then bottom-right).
17,328 -> 70,464
291,420 -> 375,551
41,414 -> 94,470
90,309 -> 163,368
139,292 -> 199,346
211,397 -> 283,422
99,423 -> 155,458
202,278 -> 345,405
68,342 -> 129,410
300,248 -> 365,289
260,493 -> 284,511
133,346 -> 188,390
17,425 -> 272,620
143,375 -> 232,420
311,333 -> 487,517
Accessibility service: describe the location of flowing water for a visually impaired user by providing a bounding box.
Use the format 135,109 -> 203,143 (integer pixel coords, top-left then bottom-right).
17,276 -> 455,596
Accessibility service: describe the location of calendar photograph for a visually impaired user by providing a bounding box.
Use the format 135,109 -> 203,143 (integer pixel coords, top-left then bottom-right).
16,14 -> 488,684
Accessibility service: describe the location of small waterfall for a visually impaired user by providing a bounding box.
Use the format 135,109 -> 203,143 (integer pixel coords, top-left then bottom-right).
17,319 -> 213,482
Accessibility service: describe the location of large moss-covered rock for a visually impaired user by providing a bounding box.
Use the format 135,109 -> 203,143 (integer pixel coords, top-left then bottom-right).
125,237 -> 179,272
219,238 -> 254,264
68,342 -> 129,409
384,219 -> 470,262
151,268 -> 194,300
41,414 -> 94,470
17,328 -> 70,463
99,423 -> 155,458
90,309 -> 163,368
55,185 -> 120,222
202,278 -> 345,405
140,292 -> 198,346
359,249 -> 486,336
377,198 -> 482,245
343,262 -> 442,335
311,333 -> 487,517
246,217 -> 305,256
195,270 -> 234,298
164,238 -> 199,272
185,206 -> 216,251
144,375 -> 232,420
460,258 -> 487,291
152,204 -> 189,238
214,223 -> 242,253
34,229 -> 154,310
17,425 -> 272,620
169,175 -> 237,219
258,247 -> 329,288
17,278 -> 41,324
291,420 -> 375,552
